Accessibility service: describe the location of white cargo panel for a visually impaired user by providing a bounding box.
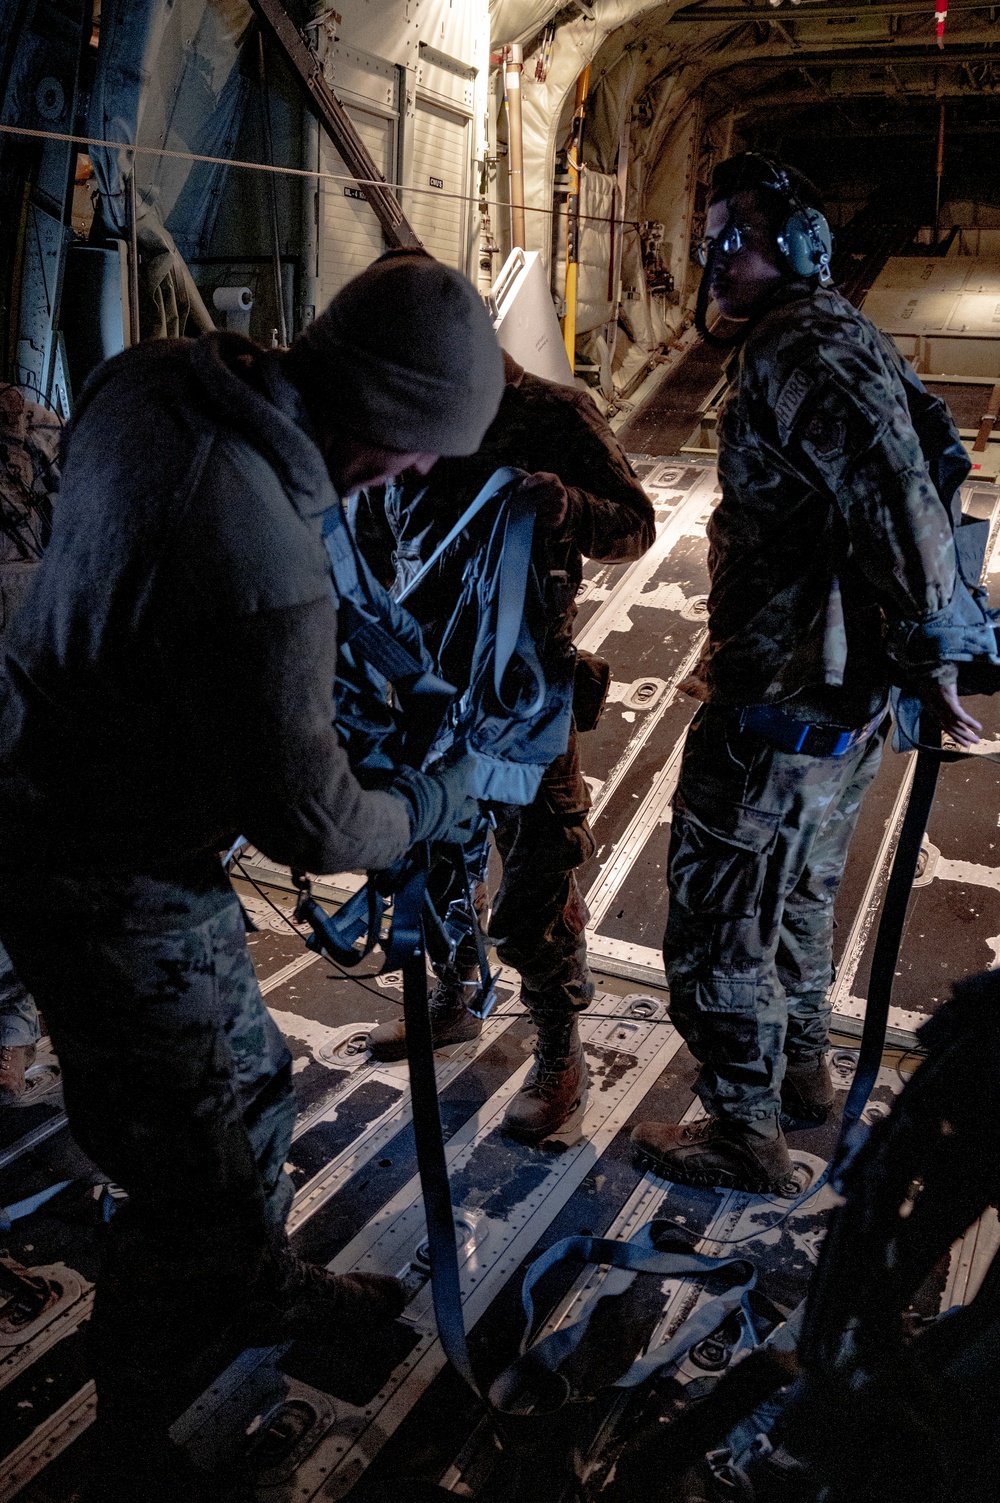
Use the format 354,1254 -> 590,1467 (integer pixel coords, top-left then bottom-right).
317,104 -> 395,303
870,256 -> 969,292
948,292 -> 1000,333
861,288 -> 957,334
862,256 -> 1000,379
407,97 -> 470,270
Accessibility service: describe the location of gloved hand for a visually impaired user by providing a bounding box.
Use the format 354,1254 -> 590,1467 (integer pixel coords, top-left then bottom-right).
388,756 -> 481,845
518,471 -> 570,531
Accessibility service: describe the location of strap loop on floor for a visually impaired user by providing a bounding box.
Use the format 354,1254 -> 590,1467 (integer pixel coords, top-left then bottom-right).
489,1221 -> 760,1415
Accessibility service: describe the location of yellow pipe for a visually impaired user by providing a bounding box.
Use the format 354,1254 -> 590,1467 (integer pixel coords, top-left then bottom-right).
562,63 -> 591,370
563,262 -> 579,367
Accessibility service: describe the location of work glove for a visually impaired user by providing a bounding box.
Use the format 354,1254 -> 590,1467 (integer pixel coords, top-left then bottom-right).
388,756 -> 481,846
518,471 -> 570,531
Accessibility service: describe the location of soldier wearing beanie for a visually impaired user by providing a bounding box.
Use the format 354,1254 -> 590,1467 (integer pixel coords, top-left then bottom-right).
0,256 -> 503,1503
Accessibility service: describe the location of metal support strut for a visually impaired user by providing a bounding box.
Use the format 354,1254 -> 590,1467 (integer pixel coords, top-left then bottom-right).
248,0 -> 422,251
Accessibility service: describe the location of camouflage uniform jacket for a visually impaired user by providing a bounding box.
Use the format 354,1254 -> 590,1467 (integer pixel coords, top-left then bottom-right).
0,385 -> 61,640
355,354 -> 654,679
699,284 -> 964,724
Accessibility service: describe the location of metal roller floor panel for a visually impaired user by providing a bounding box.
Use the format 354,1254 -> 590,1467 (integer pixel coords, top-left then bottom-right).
169,1001 -> 687,1499
6,453 -> 1000,1500
0,973 -> 526,1493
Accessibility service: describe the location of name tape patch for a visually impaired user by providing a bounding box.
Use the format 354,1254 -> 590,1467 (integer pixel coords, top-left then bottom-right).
774,367 -> 814,435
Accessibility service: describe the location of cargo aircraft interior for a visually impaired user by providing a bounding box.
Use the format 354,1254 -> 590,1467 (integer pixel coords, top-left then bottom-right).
1,1 -> 999,1500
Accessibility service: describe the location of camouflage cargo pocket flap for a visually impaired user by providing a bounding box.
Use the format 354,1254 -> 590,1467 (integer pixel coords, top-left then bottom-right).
670,801 -> 779,919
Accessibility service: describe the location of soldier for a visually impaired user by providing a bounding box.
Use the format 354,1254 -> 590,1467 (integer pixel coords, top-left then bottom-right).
0,944 -> 37,1102
0,384 -> 60,1103
0,256 -> 503,1501
357,349 -> 655,1142
630,154 -> 980,1195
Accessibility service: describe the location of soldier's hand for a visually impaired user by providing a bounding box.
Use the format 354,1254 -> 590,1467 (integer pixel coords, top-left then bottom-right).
388,757 -> 482,845
519,472 -> 569,531
919,681 -> 982,747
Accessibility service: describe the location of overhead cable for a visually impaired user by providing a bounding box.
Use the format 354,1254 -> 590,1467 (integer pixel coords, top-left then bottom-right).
0,121 -> 646,233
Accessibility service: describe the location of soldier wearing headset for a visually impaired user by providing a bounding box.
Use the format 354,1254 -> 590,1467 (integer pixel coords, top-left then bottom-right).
631,153 -> 980,1195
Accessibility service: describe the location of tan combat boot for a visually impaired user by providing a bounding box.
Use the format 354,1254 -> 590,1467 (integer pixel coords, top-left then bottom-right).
781,1055 -> 835,1123
272,1254 -> 407,1339
0,1043 -> 36,1105
367,969 -> 482,1062
247,1248 -> 407,1345
630,1116 -> 799,1196
503,1017 -> 588,1143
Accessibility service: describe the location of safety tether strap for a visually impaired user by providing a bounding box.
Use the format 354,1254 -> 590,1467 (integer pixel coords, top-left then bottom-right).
395,861 -> 482,1396
489,1222 -> 758,1415
294,855 -> 485,1396
839,724 -> 943,1143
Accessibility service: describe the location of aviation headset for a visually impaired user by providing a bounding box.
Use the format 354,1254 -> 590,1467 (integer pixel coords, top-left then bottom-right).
695,153 -> 834,347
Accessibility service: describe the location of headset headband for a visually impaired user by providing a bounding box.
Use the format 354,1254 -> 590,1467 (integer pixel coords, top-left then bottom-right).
746,153 -> 802,211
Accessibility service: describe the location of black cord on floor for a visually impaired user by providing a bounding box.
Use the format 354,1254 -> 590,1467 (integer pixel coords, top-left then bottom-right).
231,863 -> 683,1023
233,859 -> 393,1004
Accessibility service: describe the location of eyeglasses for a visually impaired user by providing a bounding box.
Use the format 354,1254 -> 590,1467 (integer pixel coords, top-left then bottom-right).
695,222 -> 754,266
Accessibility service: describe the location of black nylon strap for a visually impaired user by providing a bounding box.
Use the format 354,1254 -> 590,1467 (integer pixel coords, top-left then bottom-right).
396,867 -> 482,1397
840,727 -> 942,1134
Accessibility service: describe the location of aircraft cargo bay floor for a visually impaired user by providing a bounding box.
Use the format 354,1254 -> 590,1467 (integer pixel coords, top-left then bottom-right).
2,454 -> 1000,1499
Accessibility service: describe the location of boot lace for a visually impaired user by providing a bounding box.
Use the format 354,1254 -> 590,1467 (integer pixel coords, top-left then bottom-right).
529,1030 -> 578,1094
428,972 -> 474,1022
0,1045 -> 22,1075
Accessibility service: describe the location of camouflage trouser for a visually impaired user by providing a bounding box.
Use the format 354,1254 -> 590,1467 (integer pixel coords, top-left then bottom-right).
0,860 -> 296,1439
430,731 -> 597,1022
665,704 -> 887,1127
0,937 -> 40,1047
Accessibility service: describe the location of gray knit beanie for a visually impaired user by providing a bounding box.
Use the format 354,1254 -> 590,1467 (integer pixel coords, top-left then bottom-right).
288,254 -> 504,456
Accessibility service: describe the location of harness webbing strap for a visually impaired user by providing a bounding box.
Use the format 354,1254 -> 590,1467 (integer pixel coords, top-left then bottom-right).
1,1179 -> 72,1232
396,466 -> 524,606
492,490 -> 546,718
322,508 -> 430,688
346,609 -> 429,687
489,1223 -> 758,1414
295,880 -> 387,968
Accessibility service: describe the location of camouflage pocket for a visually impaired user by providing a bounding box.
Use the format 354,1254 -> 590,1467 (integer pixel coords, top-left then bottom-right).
572,649 -> 612,733
669,803 -> 779,919
692,975 -> 761,1063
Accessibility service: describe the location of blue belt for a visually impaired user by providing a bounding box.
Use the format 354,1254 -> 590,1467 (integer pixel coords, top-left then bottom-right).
733,702 -> 886,759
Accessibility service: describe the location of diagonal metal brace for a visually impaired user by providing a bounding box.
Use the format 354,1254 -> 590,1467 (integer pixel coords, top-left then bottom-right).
248,0 -> 423,251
